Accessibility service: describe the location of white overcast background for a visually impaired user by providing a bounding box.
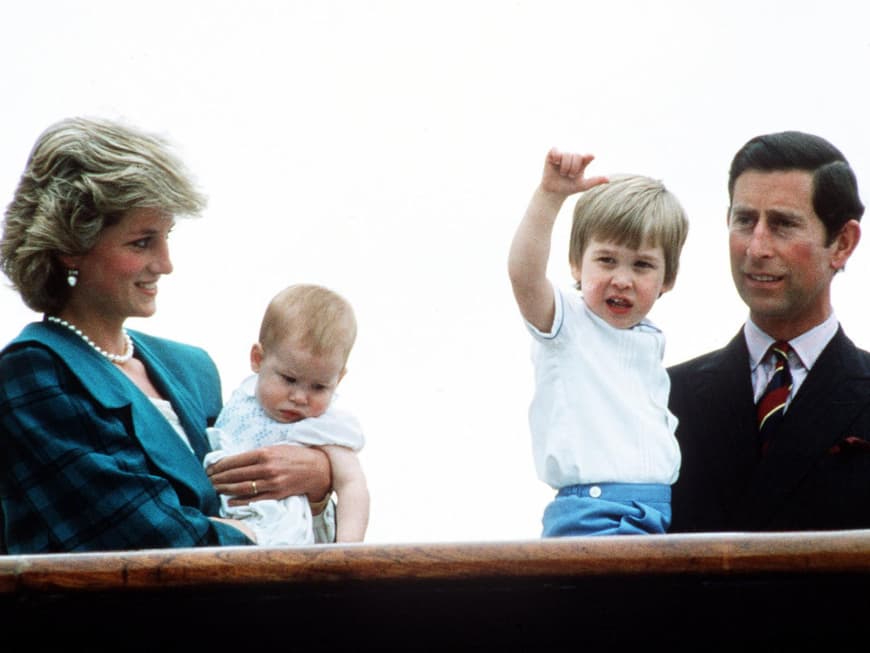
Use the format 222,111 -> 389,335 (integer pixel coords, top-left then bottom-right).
2,1 -> 869,544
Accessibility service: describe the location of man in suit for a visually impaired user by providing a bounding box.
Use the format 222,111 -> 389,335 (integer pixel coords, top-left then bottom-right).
668,131 -> 869,532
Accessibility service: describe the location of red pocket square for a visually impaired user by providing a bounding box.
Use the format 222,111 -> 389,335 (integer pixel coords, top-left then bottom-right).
829,436 -> 870,454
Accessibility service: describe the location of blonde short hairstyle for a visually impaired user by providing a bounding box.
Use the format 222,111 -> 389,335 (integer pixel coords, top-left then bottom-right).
259,284 -> 357,365
1,117 -> 206,313
569,174 -> 689,288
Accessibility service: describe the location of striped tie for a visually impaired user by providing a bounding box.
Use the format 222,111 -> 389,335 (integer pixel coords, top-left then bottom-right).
757,341 -> 792,455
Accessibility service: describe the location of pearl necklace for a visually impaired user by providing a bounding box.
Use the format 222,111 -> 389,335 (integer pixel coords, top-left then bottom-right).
47,316 -> 135,365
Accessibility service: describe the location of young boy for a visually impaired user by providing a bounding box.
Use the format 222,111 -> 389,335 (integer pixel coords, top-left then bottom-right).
205,283 -> 369,544
508,147 -> 689,536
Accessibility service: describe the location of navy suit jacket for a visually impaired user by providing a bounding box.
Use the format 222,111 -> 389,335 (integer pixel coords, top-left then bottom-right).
668,326 -> 870,532
0,320 -> 253,552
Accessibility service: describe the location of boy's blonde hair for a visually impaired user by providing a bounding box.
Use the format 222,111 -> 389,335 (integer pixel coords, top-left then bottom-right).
259,284 -> 357,365
568,174 -> 689,288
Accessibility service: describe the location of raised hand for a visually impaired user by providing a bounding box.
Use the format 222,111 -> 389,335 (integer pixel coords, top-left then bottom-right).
540,147 -> 609,196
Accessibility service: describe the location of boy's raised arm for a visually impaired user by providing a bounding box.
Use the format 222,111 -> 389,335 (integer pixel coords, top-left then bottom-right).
508,148 -> 607,332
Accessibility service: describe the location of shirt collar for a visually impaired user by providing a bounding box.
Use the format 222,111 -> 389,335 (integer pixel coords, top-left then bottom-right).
241,373 -> 258,396
744,313 -> 839,372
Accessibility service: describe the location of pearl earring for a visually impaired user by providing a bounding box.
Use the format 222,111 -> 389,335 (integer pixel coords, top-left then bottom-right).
67,268 -> 79,287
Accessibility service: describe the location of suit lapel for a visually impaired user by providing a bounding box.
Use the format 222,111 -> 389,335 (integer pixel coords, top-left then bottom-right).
691,334 -> 761,500
737,328 -> 870,528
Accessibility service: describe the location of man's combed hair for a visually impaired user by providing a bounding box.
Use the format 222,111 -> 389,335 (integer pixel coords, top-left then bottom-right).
0,116 -> 207,313
260,284 -> 358,365
569,174 -> 689,288
728,130 -> 865,243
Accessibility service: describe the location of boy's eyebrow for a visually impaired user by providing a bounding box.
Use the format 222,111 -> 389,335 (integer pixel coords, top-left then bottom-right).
632,245 -> 664,258
589,243 -> 664,259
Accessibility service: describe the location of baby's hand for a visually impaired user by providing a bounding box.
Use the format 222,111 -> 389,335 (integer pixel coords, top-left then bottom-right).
540,147 -> 609,196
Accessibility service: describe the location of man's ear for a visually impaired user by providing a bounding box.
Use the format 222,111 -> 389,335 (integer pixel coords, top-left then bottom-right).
250,342 -> 264,373
831,219 -> 861,271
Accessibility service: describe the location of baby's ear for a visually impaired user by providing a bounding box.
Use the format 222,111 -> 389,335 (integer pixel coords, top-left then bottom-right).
249,342 -> 264,372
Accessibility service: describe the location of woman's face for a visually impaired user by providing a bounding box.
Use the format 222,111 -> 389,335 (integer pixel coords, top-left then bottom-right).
64,207 -> 175,324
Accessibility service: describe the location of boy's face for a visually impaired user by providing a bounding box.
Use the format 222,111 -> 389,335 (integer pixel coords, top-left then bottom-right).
571,237 -> 672,329
250,337 -> 346,423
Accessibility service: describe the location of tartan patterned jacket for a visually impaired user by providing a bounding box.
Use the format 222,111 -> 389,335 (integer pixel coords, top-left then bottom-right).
0,319 -> 253,553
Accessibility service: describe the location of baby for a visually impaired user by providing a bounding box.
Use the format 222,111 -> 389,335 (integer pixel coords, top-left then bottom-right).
205,283 -> 369,544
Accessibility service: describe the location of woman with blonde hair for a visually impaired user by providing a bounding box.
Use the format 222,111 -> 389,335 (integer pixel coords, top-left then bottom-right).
0,117 -> 333,552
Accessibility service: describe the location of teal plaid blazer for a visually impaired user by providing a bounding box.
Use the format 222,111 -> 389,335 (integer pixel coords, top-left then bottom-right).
0,320 -> 253,552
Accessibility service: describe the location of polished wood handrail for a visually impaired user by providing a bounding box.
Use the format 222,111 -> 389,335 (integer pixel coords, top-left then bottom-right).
4,529 -> 870,593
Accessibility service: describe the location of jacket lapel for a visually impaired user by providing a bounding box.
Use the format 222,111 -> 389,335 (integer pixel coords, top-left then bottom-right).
131,333 -> 211,461
14,322 -> 214,505
690,334 -> 761,500
738,328 -> 870,528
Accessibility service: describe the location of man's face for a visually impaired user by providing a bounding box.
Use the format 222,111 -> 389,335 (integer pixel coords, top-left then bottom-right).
728,169 -> 839,339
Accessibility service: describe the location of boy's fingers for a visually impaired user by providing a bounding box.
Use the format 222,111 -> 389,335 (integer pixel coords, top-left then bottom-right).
546,146 -> 562,164
582,175 -> 610,190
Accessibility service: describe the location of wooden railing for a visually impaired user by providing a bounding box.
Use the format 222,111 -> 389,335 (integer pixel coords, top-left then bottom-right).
3,531 -> 870,649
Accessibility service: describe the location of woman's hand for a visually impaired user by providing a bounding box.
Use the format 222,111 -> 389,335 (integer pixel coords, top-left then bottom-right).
206,443 -> 332,507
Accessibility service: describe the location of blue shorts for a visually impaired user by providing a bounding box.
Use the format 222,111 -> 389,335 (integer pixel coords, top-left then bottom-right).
542,482 -> 672,537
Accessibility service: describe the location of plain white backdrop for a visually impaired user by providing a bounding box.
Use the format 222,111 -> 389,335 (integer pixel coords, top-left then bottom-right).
2,1 -> 869,544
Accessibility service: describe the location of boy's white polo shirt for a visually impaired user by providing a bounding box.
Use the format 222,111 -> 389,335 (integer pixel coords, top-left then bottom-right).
525,284 -> 680,489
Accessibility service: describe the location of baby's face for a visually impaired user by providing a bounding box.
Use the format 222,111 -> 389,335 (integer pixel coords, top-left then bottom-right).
251,339 -> 345,423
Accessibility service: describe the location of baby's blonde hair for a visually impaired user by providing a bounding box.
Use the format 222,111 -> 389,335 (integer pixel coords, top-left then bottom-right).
259,284 -> 357,365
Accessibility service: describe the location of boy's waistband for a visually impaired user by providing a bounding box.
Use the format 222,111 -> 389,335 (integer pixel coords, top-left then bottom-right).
556,482 -> 671,502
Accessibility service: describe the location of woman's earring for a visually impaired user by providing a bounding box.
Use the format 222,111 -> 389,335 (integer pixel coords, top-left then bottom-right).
66,268 -> 79,287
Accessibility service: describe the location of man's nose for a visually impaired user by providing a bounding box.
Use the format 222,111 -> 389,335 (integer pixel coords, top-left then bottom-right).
746,222 -> 774,257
